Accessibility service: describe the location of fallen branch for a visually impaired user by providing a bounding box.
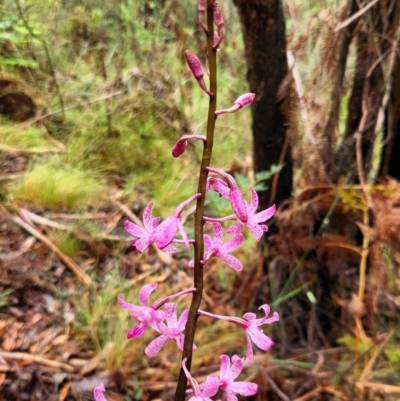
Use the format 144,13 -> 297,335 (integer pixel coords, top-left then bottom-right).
0,351 -> 74,372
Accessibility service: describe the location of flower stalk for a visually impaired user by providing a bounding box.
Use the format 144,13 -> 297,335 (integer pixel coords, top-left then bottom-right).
174,3 -> 218,400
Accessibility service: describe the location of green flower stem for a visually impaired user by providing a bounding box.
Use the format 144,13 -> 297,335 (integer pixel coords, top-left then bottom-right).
174,4 -> 217,401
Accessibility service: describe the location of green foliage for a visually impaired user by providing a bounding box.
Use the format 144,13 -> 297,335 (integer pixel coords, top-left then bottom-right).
49,231 -> 82,256
0,288 -> 14,308
13,163 -> 106,210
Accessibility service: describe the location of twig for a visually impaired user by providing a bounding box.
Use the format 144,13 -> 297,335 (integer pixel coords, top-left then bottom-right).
0,351 -> 74,372
79,342 -> 114,376
334,0 -> 380,33
260,370 -> 291,401
13,215 -> 92,286
359,331 -> 393,382
23,90 -> 125,126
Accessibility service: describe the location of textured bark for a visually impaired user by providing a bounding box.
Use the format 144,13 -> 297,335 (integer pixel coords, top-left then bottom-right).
233,0 -> 293,208
330,0 -> 400,183
379,54 -> 400,181
322,0 -> 359,172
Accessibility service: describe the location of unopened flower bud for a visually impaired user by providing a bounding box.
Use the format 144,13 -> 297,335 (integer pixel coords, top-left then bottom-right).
172,140 -> 188,157
235,93 -> 256,108
198,0 -> 208,33
215,93 -> 255,116
185,50 -> 203,80
185,50 -> 213,96
213,2 -> 225,48
213,3 -> 224,28
171,135 -> 206,158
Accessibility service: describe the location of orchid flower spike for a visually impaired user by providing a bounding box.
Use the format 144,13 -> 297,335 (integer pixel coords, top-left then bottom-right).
185,50 -> 213,96
198,304 -> 279,363
213,2 -> 225,49
93,383 -> 109,401
215,93 -> 255,116
117,283 -> 195,339
172,134 -> 206,157
182,358 -> 220,401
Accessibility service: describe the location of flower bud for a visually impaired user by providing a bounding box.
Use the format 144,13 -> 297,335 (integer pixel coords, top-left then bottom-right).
185,50 -> 213,96
185,50 -> 203,80
172,139 -> 188,157
171,135 -> 206,158
235,93 -> 256,108
215,93 -> 255,116
213,2 -> 224,28
213,2 -> 225,48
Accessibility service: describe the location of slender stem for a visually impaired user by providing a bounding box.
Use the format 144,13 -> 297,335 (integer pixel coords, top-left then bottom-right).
174,4 -> 217,400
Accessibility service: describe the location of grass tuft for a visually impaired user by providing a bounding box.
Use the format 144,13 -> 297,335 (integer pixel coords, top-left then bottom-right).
13,163 -> 106,210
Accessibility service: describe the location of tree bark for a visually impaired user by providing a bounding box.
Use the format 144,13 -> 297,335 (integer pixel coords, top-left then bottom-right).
331,0 -> 400,183
233,0 -> 293,209
379,53 -> 400,181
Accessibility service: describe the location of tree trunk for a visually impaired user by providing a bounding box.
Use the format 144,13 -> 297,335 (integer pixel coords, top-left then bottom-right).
379,53 -> 400,181
233,0 -> 293,209
330,0 -> 400,183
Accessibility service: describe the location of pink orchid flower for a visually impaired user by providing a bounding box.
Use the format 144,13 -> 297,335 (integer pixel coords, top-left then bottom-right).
198,304 -> 279,363
154,192 -> 201,250
145,303 -> 195,357
182,357 -> 220,401
118,283 -> 195,339
205,168 -> 276,241
189,222 -> 244,271
125,193 -> 201,253
93,383 -> 108,401
124,202 -> 177,254
219,354 -> 258,401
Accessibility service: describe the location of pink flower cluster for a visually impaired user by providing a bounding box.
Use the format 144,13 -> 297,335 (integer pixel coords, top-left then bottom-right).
94,1 -> 279,400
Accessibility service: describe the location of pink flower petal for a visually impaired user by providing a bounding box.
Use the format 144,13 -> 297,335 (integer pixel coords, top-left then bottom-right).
164,303 -> 177,326
144,334 -> 169,357
229,357 -> 244,381
207,177 -> 231,199
219,355 -> 230,379
229,187 -> 248,223
246,222 -> 265,241
248,187 -> 259,214
93,383 -> 108,401
124,220 -> 147,237
203,234 -> 213,249
218,253 -> 243,272
247,328 -> 274,351
127,322 -> 147,339
138,283 -> 158,306
200,375 -> 220,398
226,222 -> 243,235
142,202 -> 155,232
134,237 -> 153,253
230,382 -> 258,396
220,234 -> 244,253
211,222 -> 223,246
253,204 -> 276,223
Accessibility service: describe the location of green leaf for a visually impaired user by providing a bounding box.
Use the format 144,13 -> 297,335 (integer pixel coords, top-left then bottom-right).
1,58 -> 38,68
